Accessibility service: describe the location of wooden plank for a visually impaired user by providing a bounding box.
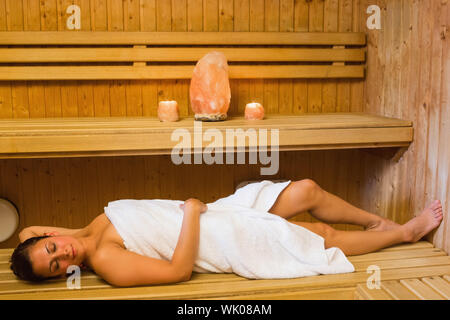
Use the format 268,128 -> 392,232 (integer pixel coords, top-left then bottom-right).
1,265 -> 449,300
0,31 -> 367,45
421,276 -> 450,299
400,278 -> 445,300
0,113 -> 412,129
205,287 -> 356,300
352,256 -> 450,272
381,280 -> 420,300
348,248 -> 446,263
0,118 -> 413,157
356,284 -> 393,300
378,241 -> 434,252
0,65 -> 365,80
0,47 -> 367,63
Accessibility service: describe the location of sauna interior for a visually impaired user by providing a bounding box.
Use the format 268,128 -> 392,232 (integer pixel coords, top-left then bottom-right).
0,0 -> 449,300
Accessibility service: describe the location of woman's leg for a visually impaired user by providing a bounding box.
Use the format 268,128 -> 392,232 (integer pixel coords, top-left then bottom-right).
269,179 -> 399,231
290,200 -> 443,256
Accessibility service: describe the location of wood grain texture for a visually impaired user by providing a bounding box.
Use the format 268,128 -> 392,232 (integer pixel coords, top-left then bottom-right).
360,0 -> 449,254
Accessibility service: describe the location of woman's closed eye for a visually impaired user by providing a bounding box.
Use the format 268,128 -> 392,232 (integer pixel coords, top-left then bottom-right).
46,242 -> 59,273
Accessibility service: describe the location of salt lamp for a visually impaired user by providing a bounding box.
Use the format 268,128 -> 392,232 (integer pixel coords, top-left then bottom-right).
189,51 -> 231,121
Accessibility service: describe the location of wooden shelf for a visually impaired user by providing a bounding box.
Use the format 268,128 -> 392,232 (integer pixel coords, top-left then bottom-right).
0,113 -> 413,159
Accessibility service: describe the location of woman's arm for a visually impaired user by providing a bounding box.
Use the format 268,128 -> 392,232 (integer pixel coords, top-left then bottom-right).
171,199 -> 204,279
18,226 -> 83,242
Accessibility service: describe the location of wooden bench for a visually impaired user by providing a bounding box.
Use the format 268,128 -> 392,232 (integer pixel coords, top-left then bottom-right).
1,241 -> 448,300
0,31 -> 413,159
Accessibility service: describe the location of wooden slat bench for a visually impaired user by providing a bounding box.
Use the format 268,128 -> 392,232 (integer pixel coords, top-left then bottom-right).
0,241 -> 448,300
0,113 -> 412,159
0,31 -> 413,159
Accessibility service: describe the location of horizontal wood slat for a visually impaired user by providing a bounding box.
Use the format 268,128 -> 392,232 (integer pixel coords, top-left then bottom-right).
0,113 -> 412,159
0,32 -> 366,45
0,31 -> 366,80
0,65 -> 365,81
2,242 -> 448,300
0,48 -> 365,63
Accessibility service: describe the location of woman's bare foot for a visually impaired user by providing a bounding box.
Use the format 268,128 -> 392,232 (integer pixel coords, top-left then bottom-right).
366,217 -> 401,232
402,200 -> 444,242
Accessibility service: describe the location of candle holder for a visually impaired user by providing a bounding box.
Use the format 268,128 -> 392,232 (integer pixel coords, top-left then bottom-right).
245,102 -> 265,120
158,100 -> 179,122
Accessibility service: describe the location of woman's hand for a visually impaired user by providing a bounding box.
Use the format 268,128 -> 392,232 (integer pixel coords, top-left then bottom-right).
179,198 -> 208,214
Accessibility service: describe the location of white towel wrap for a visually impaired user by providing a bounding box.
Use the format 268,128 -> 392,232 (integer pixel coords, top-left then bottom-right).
104,180 -> 355,279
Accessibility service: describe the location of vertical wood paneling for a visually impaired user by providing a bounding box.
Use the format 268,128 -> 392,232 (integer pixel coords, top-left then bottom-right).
361,0 -> 450,253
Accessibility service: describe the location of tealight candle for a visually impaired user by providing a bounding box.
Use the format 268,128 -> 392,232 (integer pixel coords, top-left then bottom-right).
245,102 -> 265,120
158,100 -> 179,122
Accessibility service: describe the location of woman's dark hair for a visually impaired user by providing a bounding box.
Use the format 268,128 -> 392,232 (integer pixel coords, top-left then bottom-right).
10,235 -> 50,282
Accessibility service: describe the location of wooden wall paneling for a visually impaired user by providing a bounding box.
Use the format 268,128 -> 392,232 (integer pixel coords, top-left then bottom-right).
307,0 -> 323,113
235,0 -> 250,116
108,0 -> 127,116
350,0 -> 363,112
0,83 -> 12,118
0,1 -> 13,119
323,0 -> 338,113
41,1 -> 64,118
336,0 -> 351,112
6,2 -> 29,118
13,160 -> 34,242
11,82 -> 29,118
28,1 -> 46,118
376,0 -> 395,221
5,0 -> 23,31
156,0 -> 175,117
396,0 -> 416,225
96,157 -> 118,213
293,0 -> 308,115
249,0 -> 264,113
263,0 -> 279,114
90,1 -> 111,116
57,1 -> 81,117
307,0 -> 324,223
412,0 -> 432,222
0,0 -> 10,118
0,0 -> 6,30
47,158 -> 70,228
126,156 -> 147,200
125,0 -> 143,117
65,158 -> 89,228
278,0 -> 293,114
91,0 -> 108,31
172,0 -> 190,118
24,0 -> 41,31
433,0 -> 450,252
203,0 -> 218,32
427,0 -> 448,248
140,0 -> 158,117
388,0 -> 410,225
73,1 -> 95,117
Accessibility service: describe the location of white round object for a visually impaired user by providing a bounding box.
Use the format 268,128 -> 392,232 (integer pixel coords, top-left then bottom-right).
0,199 -> 19,242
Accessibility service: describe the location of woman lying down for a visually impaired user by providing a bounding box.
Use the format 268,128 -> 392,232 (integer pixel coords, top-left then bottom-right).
10,179 -> 443,287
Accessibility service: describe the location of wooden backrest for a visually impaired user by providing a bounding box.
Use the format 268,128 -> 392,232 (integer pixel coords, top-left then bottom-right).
0,31 -> 366,81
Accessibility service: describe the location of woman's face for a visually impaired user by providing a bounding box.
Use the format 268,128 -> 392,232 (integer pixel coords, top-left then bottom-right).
28,236 -> 85,279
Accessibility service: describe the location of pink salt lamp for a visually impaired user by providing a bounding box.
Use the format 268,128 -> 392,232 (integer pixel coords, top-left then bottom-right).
245,102 -> 265,120
157,100 -> 179,122
189,51 -> 231,121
